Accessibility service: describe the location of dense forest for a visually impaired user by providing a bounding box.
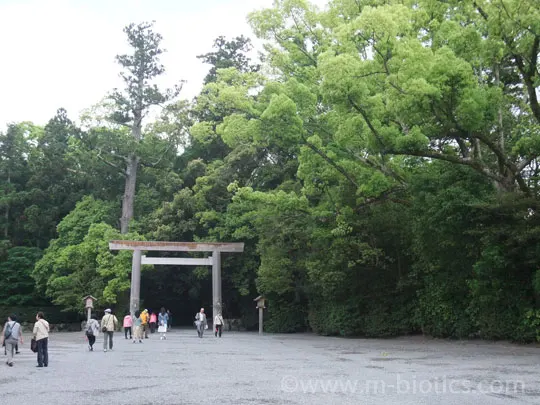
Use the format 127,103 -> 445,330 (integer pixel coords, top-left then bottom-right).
1,0 -> 539,341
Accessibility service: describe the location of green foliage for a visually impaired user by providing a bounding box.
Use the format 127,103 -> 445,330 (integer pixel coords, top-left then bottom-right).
0,247 -> 43,306
32,197 -> 142,312
2,3 -> 540,340
518,309 -> 540,343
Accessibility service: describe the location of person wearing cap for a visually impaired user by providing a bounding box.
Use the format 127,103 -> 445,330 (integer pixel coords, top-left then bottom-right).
100,309 -> 118,352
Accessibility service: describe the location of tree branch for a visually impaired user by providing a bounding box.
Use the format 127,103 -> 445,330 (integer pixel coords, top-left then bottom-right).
354,186 -> 411,211
509,40 -> 540,124
96,149 -> 127,176
391,149 -> 502,182
517,156 -> 538,172
473,2 -> 489,20
300,135 -> 359,189
348,95 -> 388,152
140,144 -> 173,168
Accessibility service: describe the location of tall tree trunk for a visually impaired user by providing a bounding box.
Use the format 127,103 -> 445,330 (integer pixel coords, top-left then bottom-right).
120,113 -> 142,234
4,168 -> 10,239
120,154 -> 139,234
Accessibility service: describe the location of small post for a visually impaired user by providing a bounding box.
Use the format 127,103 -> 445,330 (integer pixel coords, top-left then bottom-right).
83,295 -> 96,323
254,296 -> 266,335
130,249 -> 142,316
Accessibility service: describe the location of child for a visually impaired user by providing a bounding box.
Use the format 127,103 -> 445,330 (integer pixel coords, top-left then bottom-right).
123,311 -> 133,340
132,310 -> 143,343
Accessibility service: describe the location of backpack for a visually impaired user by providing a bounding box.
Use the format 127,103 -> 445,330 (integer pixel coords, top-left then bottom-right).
4,321 -> 14,340
86,320 -> 94,336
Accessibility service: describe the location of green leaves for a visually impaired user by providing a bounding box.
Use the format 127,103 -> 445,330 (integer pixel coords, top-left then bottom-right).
31,196 -> 143,312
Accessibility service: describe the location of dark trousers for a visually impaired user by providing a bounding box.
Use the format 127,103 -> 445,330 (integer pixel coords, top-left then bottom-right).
150,322 -> 156,333
88,334 -> 96,348
124,327 -> 132,339
37,338 -> 48,367
103,332 -> 114,350
215,325 -> 223,337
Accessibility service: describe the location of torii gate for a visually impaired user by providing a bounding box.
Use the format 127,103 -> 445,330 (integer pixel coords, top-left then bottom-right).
109,241 -> 244,324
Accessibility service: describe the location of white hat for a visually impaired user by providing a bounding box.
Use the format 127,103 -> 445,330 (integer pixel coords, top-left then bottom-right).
104,308 -> 111,313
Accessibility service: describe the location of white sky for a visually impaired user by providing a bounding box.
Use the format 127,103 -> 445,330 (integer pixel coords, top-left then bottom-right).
0,0 -> 326,130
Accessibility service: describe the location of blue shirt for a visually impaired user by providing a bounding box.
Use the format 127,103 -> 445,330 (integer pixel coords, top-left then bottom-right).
158,313 -> 169,326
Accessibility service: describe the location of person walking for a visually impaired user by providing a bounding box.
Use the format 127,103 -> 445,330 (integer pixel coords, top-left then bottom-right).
195,308 -> 207,338
158,307 -> 168,340
33,312 -> 49,367
123,311 -> 133,339
85,314 -> 100,351
214,312 -> 224,338
1,314 -> 23,367
167,310 -> 172,330
132,310 -> 143,343
141,309 -> 149,339
149,311 -> 157,334
100,309 -> 118,352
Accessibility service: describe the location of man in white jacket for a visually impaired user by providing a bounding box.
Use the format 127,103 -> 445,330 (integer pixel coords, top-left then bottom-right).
33,312 -> 49,368
100,309 -> 118,352
195,308 -> 207,338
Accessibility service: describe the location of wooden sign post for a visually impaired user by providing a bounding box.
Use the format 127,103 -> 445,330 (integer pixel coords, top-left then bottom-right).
83,295 -> 97,322
254,296 -> 266,335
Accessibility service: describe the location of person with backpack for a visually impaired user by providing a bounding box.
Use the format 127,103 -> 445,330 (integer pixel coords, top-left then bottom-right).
1,314 -> 23,367
33,312 -> 49,367
85,314 -> 100,351
100,309 -> 118,352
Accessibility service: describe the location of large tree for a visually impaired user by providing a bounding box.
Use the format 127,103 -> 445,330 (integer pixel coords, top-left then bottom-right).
108,21 -> 181,233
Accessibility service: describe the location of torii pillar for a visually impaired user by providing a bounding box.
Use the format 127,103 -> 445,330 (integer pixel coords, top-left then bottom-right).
109,241 -> 244,323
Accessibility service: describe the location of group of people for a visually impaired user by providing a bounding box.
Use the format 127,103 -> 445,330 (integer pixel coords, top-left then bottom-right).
195,307 -> 224,338
85,307 -> 171,351
122,308 -> 172,340
1,312 -> 49,368
1,305 -> 226,366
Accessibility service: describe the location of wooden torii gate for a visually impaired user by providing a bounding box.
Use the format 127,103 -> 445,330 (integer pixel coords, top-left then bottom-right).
109,241 -> 244,324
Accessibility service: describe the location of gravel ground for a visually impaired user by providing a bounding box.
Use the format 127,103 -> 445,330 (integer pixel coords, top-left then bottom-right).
0,329 -> 539,405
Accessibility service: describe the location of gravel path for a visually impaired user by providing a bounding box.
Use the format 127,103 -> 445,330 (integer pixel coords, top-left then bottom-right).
1,329 -> 539,405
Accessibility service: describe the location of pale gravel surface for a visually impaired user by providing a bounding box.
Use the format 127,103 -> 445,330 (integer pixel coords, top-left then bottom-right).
1,329 -> 539,405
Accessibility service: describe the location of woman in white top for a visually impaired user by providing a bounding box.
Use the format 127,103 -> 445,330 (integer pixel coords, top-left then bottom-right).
1,314 -> 23,367
214,312 -> 224,338
85,314 -> 100,351
33,311 -> 50,367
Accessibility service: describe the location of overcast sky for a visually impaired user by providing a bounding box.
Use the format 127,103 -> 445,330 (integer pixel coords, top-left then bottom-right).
0,0 -> 326,130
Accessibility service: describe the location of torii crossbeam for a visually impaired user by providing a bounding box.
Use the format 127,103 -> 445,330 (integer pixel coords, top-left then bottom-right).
109,241 -> 244,324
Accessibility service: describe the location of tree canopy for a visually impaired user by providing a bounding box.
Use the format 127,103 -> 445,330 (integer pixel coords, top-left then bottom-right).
1,1 -> 540,340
